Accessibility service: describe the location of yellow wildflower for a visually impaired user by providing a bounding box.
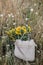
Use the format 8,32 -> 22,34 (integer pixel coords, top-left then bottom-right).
11,29 -> 15,32
21,26 -> 27,34
5,31 -> 10,35
15,31 -> 21,35
16,26 -> 21,31
28,26 -> 31,32
15,26 -> 21,35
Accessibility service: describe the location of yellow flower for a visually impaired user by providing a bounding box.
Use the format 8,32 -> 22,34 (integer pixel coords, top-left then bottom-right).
9,30 -> 12,34
28,26 -> 31,32
16,26 -> 21,31
11,29 -> 15,32
15,26 -> 21,35
21,26 -> 26,30
5,28 -> 15,36
15,31 -> 21,35
23,29 -> 27,34
8,29 -> 15,34
5,31 -> 10,35
21,26 -> 27,34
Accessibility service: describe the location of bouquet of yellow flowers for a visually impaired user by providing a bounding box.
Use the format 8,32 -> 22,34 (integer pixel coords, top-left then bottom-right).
5,25 -> 31,41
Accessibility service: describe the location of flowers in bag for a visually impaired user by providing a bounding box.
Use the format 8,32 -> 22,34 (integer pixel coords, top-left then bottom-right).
5,25 -> 31,41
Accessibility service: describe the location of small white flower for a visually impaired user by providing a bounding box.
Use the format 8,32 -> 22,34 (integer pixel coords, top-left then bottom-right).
34,3 -> 37,6
30,8 -> 33,12
12,15 -> 14,18
6,54 -> 8,57
37,51 -> 40,53
7,24 -> 9,26
25,18 -> 28,21
7,44 -> 10,47
26,24 -> 28,27
8,14 -> 11,17
0,14 -> 3,17
13,23 -> 16,25
8,13 -> 14,17
35,12 -> 38,15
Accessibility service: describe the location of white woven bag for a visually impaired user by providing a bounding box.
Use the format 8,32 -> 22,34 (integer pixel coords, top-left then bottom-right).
14,39 -> 36,61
